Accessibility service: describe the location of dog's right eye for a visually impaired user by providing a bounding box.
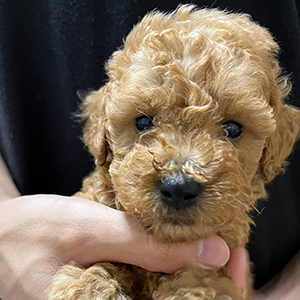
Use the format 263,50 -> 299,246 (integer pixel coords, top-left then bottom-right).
135,116 -> 154,132
222,120 -> 243,139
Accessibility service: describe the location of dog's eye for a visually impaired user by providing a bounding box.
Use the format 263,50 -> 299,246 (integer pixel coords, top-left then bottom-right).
222,120 -> 243,139
135,116 -> 154,132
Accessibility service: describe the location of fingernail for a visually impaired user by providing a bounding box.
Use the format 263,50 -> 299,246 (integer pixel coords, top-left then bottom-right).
198,236 -> 230,268
218,296 -> 232,300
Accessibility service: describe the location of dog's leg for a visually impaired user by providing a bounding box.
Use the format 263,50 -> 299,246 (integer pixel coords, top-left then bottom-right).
152,268 -> 244,300
48,263 -> 133,300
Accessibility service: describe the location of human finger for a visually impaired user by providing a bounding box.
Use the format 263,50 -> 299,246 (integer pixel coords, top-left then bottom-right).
139,235 -> 230,273
227,247 -> 249,299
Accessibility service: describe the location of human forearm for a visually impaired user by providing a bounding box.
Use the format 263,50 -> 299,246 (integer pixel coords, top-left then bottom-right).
0,154 -> 20,201
251,250 -> 300,300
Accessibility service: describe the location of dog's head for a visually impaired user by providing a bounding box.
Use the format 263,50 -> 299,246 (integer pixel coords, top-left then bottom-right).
81,5 -> 300,246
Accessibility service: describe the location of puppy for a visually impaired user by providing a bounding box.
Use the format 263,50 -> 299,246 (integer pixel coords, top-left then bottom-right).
49,5 -> 300,300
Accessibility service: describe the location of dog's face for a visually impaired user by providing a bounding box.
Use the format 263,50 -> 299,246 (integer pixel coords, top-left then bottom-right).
82,6 -> 300,246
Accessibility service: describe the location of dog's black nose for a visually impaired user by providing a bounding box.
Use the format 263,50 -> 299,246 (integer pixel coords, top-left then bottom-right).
158,171 -> 202,210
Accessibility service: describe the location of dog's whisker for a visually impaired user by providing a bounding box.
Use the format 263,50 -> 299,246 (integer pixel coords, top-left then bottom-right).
218,218 -> 229,227
249,203 -> 265,217
232,196 -> 249,210
227,200 -> 239,209
100,189 -> 115,194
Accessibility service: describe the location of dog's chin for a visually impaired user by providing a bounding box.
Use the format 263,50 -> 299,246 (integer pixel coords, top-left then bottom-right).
143,212 -> 212,244
162,214 -> 196,227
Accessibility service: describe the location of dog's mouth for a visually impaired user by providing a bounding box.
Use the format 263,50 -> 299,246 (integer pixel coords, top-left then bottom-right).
145,206 -> 206,243
161,211 -> 196,227
162,217 -> 195,227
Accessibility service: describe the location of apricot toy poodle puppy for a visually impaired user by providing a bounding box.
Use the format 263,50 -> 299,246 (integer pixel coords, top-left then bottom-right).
49,5 -> 300,300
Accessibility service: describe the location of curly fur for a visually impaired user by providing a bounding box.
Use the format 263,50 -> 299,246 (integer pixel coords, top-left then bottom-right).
49,5 -> 300,300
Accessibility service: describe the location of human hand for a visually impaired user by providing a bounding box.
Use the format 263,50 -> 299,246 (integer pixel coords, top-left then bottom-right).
0,194 -> 231,300
227,247 -> 300,300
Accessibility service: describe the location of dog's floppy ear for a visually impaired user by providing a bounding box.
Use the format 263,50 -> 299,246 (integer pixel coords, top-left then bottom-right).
260,100 -> 300,183
80,86 -> 110,167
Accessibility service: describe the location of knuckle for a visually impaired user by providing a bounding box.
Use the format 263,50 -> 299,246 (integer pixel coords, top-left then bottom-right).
144,237 -> 181,273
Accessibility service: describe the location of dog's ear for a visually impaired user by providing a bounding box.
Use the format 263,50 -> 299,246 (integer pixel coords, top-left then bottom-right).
80,86 -> 110,167
260,100 -> 300,183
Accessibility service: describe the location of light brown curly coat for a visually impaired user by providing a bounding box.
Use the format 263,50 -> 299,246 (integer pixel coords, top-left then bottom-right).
49,5 -> 300,300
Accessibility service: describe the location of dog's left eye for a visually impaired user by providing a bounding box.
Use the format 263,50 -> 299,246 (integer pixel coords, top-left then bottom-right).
222,120 -> 243,139
135,116 -> 154,132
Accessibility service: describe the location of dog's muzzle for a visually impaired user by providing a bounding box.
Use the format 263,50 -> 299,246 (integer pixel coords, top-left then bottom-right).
157,170 -> 202,210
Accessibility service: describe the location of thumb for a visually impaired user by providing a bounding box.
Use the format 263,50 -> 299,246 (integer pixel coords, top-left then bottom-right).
139,235 -> 230,273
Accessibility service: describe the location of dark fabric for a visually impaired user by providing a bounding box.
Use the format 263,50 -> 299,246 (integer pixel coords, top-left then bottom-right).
0,0 -> 299,289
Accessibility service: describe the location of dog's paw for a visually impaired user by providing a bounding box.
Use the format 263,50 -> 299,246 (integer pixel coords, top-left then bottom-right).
48,263 -> 131,300
152,269 -> 244,300
153,286 -> 220,299
169,286 -> 216,299
154,287 -> 236,300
